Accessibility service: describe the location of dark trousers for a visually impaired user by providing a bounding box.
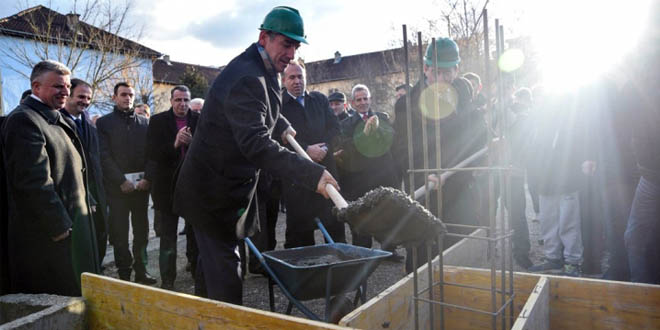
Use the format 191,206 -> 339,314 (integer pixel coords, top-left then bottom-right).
108,192 -> 149,278
159,210 -> 180,284
193,217 -> 242,304
600,180 -> 635,281
184,221 -> 199,274
92,210 -> 108,268
244,191 -> 280,274
625,176 -> 660,284
507,176 -> 531,258
284,202 -> 346,249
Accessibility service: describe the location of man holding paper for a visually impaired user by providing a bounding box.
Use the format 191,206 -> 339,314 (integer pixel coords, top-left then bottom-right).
97,82 -> 156,285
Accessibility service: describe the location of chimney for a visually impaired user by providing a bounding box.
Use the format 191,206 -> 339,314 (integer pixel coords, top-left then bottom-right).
333,51 -> 342,64
66,13 -> 80,30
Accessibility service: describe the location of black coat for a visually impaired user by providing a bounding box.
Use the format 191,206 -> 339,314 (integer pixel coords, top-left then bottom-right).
280,91 -> 340,229
145,108 -> 199,212
96,107 -> 149,197
337,110 -> 398,200
60,110 -> 108,227
281,91 -> 339,176
1,97 -> 98,296
0,115 -> 8,295
173,43 -> 324,232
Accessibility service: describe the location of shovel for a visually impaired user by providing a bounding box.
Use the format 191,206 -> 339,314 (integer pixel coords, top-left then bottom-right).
285,134 -> 445,246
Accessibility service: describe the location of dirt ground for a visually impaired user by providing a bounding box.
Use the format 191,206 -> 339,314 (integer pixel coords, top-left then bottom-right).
101,190 -> 544,322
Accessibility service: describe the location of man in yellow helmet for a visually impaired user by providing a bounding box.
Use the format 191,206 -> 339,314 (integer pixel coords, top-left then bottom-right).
173,6 -> 339,304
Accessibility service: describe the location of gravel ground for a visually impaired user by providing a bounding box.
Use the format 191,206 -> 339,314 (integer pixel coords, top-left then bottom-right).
100,188 -> 548,322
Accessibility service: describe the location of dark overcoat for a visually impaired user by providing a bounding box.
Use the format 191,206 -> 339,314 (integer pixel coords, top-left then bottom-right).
60,110 -> 108,231
280,91 -> 340,229
145,108 -> 198,212
1,97 -> 99,296
173,43 -> 324,235
96,107 -> 149,197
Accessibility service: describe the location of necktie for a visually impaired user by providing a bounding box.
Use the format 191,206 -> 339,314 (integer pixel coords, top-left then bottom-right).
296,96 -> 304,106
74,118 -> 83,137
362,114 -> 369,122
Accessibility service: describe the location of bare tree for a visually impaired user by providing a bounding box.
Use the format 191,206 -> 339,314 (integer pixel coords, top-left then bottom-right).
0,0 -> 157,113
389,0 -> 491,78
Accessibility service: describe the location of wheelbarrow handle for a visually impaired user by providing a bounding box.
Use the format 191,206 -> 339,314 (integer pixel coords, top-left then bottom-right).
314,218 -> 335,244
285,134 -> 348,209
244,237 -> 321,321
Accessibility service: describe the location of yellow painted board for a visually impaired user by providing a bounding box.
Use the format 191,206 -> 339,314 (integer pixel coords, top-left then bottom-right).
81,273 -> 353,330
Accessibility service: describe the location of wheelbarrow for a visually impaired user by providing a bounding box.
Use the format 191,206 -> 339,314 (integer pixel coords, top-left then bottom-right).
245,218 -> 391,322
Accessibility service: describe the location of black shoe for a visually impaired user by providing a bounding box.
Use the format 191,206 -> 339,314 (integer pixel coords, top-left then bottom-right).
135,272 -> 158,285
528,259 -> 563,272
161,281 -> 174,290
514,254 -> 533,269
118,270 -> 131,281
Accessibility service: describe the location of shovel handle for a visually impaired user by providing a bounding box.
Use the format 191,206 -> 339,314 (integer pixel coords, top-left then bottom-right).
285,134 -> 312,162
285,134 -> 349,209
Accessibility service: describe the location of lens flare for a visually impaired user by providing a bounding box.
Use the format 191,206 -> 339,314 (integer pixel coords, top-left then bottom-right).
419,82 -> 458,120
498,49 -> 525,72
352,120 -> 394,158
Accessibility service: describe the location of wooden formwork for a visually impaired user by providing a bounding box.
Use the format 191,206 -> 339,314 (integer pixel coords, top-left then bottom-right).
80,273 -> 350,330
340,257 -> 660,329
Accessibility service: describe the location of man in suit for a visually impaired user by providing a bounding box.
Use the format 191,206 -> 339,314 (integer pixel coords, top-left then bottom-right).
97,82 -> 156,285
173,6 -> 339,304
145,85 -> 199,290
280,60 -> 345,248
337,84 -> 399,248
62,79 -> 108,269
1,60 -> 99,295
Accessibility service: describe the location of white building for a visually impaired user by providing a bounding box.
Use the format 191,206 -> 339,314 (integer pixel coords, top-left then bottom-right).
0,5 -> 161,116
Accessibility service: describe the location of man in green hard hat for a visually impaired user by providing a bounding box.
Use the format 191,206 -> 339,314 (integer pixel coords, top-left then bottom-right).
393,37 -> 484,273
173,6 -> 339,304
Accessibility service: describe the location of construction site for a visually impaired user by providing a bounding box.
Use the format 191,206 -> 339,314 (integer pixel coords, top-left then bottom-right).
2,1 -> 660,330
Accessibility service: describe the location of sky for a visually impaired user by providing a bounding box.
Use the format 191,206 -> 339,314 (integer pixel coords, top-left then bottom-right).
0,0 -> 528,68
1,0 -> 654,89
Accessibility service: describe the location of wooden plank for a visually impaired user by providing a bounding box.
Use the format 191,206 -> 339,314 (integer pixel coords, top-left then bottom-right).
340,229 -> 497,330
343,266 -> 660,330
546,274 -> 660,329
512,277 -> 549,330
81,273 -> 350,330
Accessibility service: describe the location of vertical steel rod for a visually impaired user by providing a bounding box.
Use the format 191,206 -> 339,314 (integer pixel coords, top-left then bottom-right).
483,9 -> 490,108
491,18 -> 501,330
413,246 -> 419,330
403,25 -> 415,199
421,38 -> 431,211
438,234 -> 445,329
427,242 -> 434,329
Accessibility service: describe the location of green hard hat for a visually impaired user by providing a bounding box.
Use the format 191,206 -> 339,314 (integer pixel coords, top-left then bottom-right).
259,6 -> 308,44
424,38 -> 460,68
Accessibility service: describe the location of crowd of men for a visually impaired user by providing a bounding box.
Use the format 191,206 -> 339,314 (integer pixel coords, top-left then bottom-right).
0,5 -> 658,306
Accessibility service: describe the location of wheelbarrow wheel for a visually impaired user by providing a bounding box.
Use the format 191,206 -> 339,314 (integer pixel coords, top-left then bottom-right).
328,294 -> 354,324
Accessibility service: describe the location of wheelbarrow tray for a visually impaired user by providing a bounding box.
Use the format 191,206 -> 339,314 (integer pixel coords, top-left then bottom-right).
263,243 -> 391,301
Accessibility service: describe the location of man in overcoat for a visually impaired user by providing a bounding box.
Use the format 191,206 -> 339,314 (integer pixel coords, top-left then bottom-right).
280,60 -> 345,248
336,84 -> 399,248
145,85 -> 199,289
62,78 -> 108,269
173,6 -> 338,304
97,82 -> 156,285
1,60 -> 99,296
